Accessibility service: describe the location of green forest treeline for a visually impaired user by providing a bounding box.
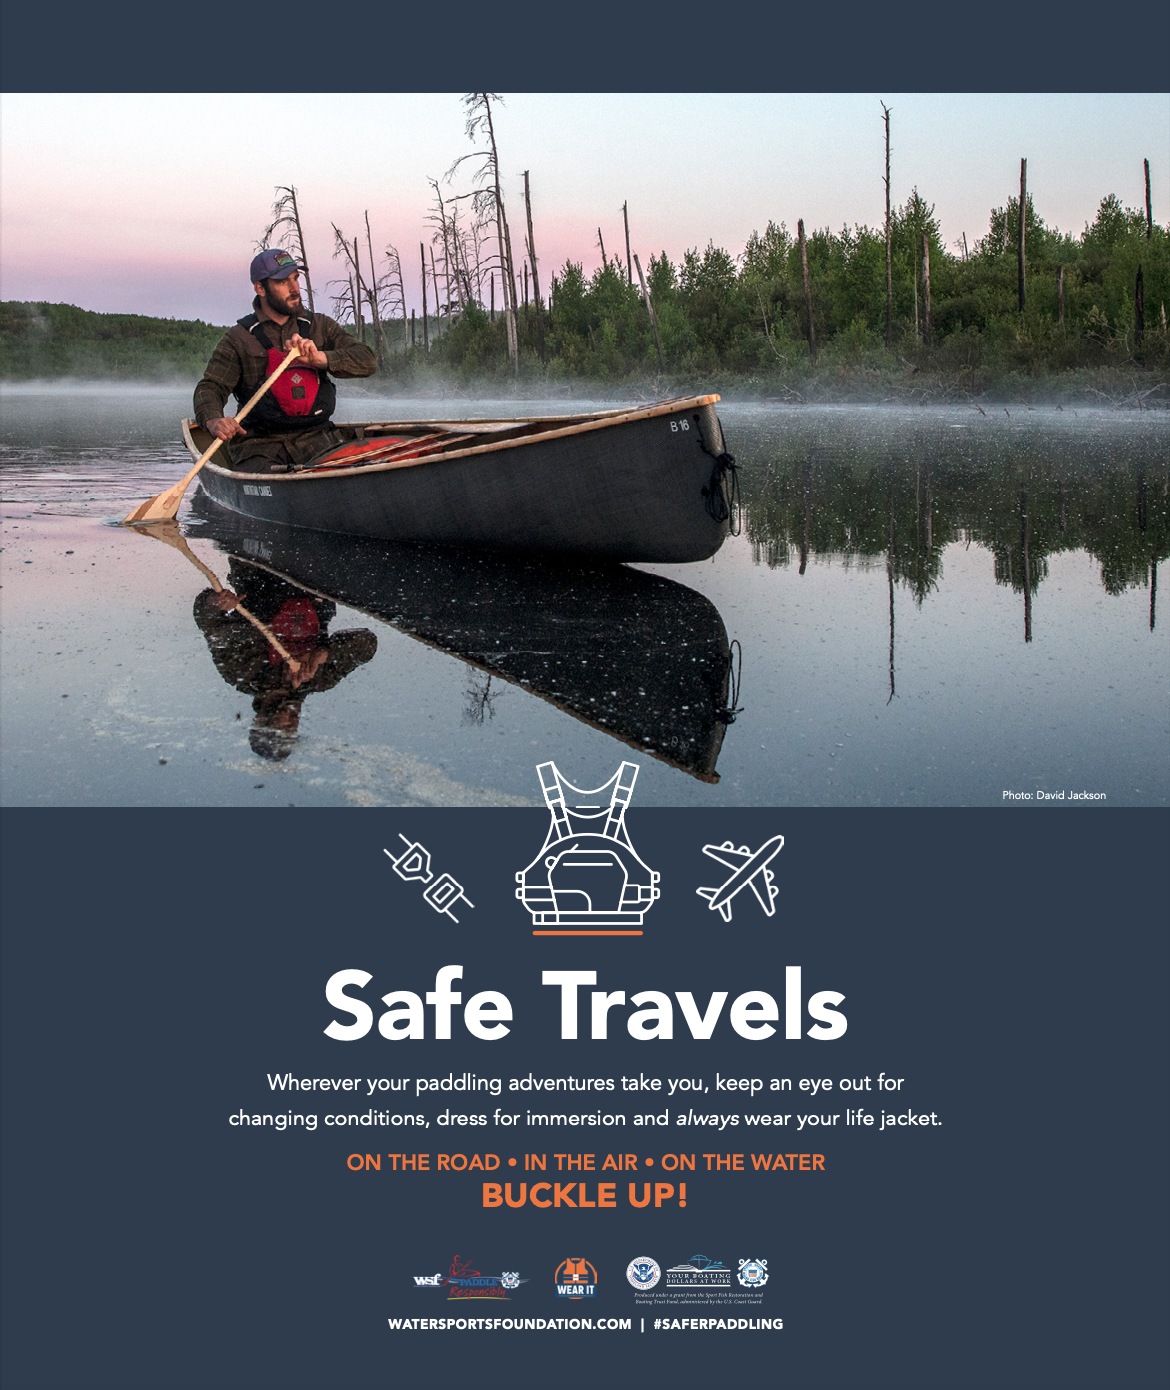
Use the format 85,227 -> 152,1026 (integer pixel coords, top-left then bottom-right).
3,192 -> 1167,399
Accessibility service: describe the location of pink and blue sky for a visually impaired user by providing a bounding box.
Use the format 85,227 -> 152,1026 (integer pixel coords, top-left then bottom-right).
2,92 -> 1166,325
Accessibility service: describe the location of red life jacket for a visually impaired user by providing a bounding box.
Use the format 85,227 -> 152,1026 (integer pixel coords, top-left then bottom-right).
236,314 -> 337,434
266,348 -> 319,415
267,596 -> 322,664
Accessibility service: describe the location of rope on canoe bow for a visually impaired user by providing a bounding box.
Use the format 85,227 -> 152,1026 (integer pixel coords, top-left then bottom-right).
716,638 -> 743,725
697,436 -> 741,534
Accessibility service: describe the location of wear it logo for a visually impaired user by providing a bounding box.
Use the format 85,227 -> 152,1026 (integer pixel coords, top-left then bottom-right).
555,1258 -> 598,1298
626,1257 -> 661,1290
737,1259 -> 769,1288
517,762 -> 659,936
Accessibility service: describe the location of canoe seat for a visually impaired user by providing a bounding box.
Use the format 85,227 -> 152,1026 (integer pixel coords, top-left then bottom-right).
305,431 -> 477,472
315,436 -> 413,465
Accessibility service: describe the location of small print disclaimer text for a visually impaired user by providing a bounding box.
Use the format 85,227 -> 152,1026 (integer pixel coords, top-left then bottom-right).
1002,790 -> 1106,803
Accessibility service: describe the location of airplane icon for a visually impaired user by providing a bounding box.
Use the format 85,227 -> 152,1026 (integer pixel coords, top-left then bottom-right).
696,834 -> 784,922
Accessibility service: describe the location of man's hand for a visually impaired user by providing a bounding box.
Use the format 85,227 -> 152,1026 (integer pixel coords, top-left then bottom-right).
206,416 -> 246,442
288,646 -> 329,689
287,334 -> 328,370
209,589 -> 242,612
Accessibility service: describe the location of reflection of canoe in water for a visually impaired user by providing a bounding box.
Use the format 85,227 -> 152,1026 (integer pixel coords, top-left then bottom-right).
188,496 -> 738,782
182,396 -> 735,563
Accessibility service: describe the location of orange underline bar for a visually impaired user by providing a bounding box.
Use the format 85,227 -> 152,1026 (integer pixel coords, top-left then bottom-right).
532,930 -> 644,936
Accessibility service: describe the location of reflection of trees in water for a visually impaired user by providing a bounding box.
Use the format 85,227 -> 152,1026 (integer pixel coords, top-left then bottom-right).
743,426 -> 1169,633
462,667 -> 502,725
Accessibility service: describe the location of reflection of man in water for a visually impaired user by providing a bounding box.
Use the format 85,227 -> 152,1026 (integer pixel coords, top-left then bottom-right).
193,560 -> 377,760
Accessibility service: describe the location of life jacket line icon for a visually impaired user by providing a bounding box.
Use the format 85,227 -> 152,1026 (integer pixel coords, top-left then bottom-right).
516,761 -> 660,935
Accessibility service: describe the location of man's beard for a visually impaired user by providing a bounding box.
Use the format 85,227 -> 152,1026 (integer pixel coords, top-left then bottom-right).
265,281 -> 302,316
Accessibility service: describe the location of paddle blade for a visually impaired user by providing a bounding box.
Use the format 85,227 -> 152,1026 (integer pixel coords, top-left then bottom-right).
122,478 -> 192,524
122,439 -> 221,524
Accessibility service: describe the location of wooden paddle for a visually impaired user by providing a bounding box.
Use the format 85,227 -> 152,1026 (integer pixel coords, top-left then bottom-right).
123,346 -> 300,524
125,518 -> 301,672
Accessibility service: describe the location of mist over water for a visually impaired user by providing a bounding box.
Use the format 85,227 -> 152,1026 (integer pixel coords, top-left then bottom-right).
1,389 -> 1166,807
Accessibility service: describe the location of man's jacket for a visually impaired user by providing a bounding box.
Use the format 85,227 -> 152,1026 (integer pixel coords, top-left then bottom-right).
194,300 -> 377,435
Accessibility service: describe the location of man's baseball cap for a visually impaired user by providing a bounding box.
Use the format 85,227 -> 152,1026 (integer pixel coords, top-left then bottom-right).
250,248 -> 303,283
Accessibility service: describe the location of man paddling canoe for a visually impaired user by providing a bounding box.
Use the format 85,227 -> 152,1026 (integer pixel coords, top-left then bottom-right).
194,248 -> 377,473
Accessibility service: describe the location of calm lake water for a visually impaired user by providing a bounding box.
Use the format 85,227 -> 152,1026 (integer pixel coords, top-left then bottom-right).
2,384 -> 1166,807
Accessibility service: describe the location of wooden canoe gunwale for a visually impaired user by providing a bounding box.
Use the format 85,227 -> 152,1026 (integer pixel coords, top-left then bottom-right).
183,394 -> 722,482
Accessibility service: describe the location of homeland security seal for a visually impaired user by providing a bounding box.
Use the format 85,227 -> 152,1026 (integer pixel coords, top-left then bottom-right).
737,1258 -> 769,1288
626,1257 -> 661,1290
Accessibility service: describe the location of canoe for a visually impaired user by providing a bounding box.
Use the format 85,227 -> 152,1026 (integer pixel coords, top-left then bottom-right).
181,395 -> 736,563
187,492 -> 740,782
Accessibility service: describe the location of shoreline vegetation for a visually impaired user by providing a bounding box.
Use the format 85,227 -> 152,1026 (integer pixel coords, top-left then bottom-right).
3,190 -> 1167,408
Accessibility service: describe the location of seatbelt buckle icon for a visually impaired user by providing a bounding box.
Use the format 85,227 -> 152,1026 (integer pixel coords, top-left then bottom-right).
423,873 -> 474,923
384,835 -> 433,883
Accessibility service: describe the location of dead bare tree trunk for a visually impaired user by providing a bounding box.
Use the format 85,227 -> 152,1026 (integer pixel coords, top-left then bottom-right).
798,219 -> 817,362
290,188 -> 314,312
261,185 -> 315,312
429,244 -> 442,338
921,231 -> 931,347
882,103 -> 893,349
385,242 -> 409,353
597,227 -> 607,269
363,212 -> 387,370
1145,158 -> 1153,239
1018,158 -> 1027,313
502,213 -> 520,363
633,253 -> 665,371
523,172 -> 542,308
459,93 -> 518,371
420,242 -> 429,353
353,238 -> 365,343
523,170 -> 545,360
623,200 -> 632,285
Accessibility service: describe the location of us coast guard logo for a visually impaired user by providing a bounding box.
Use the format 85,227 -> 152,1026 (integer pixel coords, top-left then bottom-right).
737,1258 -> 769,1288
517,762 -> 659,935
500,1272 -> 521,1290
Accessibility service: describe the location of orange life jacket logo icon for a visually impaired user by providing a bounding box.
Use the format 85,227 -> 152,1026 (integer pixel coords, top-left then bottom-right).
555,1257 -> 598,1298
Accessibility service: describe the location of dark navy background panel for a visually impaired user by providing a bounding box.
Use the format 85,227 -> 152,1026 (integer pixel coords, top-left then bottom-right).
2,0 -> 1167,91
2,807 -> 1167,1390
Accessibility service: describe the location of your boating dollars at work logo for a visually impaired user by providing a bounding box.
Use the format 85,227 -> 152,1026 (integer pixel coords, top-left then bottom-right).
555,1258 -> 598,1298
626,1257 -> 661,1290
665,1254 -> 731,1289
737,1259 -> 769,1289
